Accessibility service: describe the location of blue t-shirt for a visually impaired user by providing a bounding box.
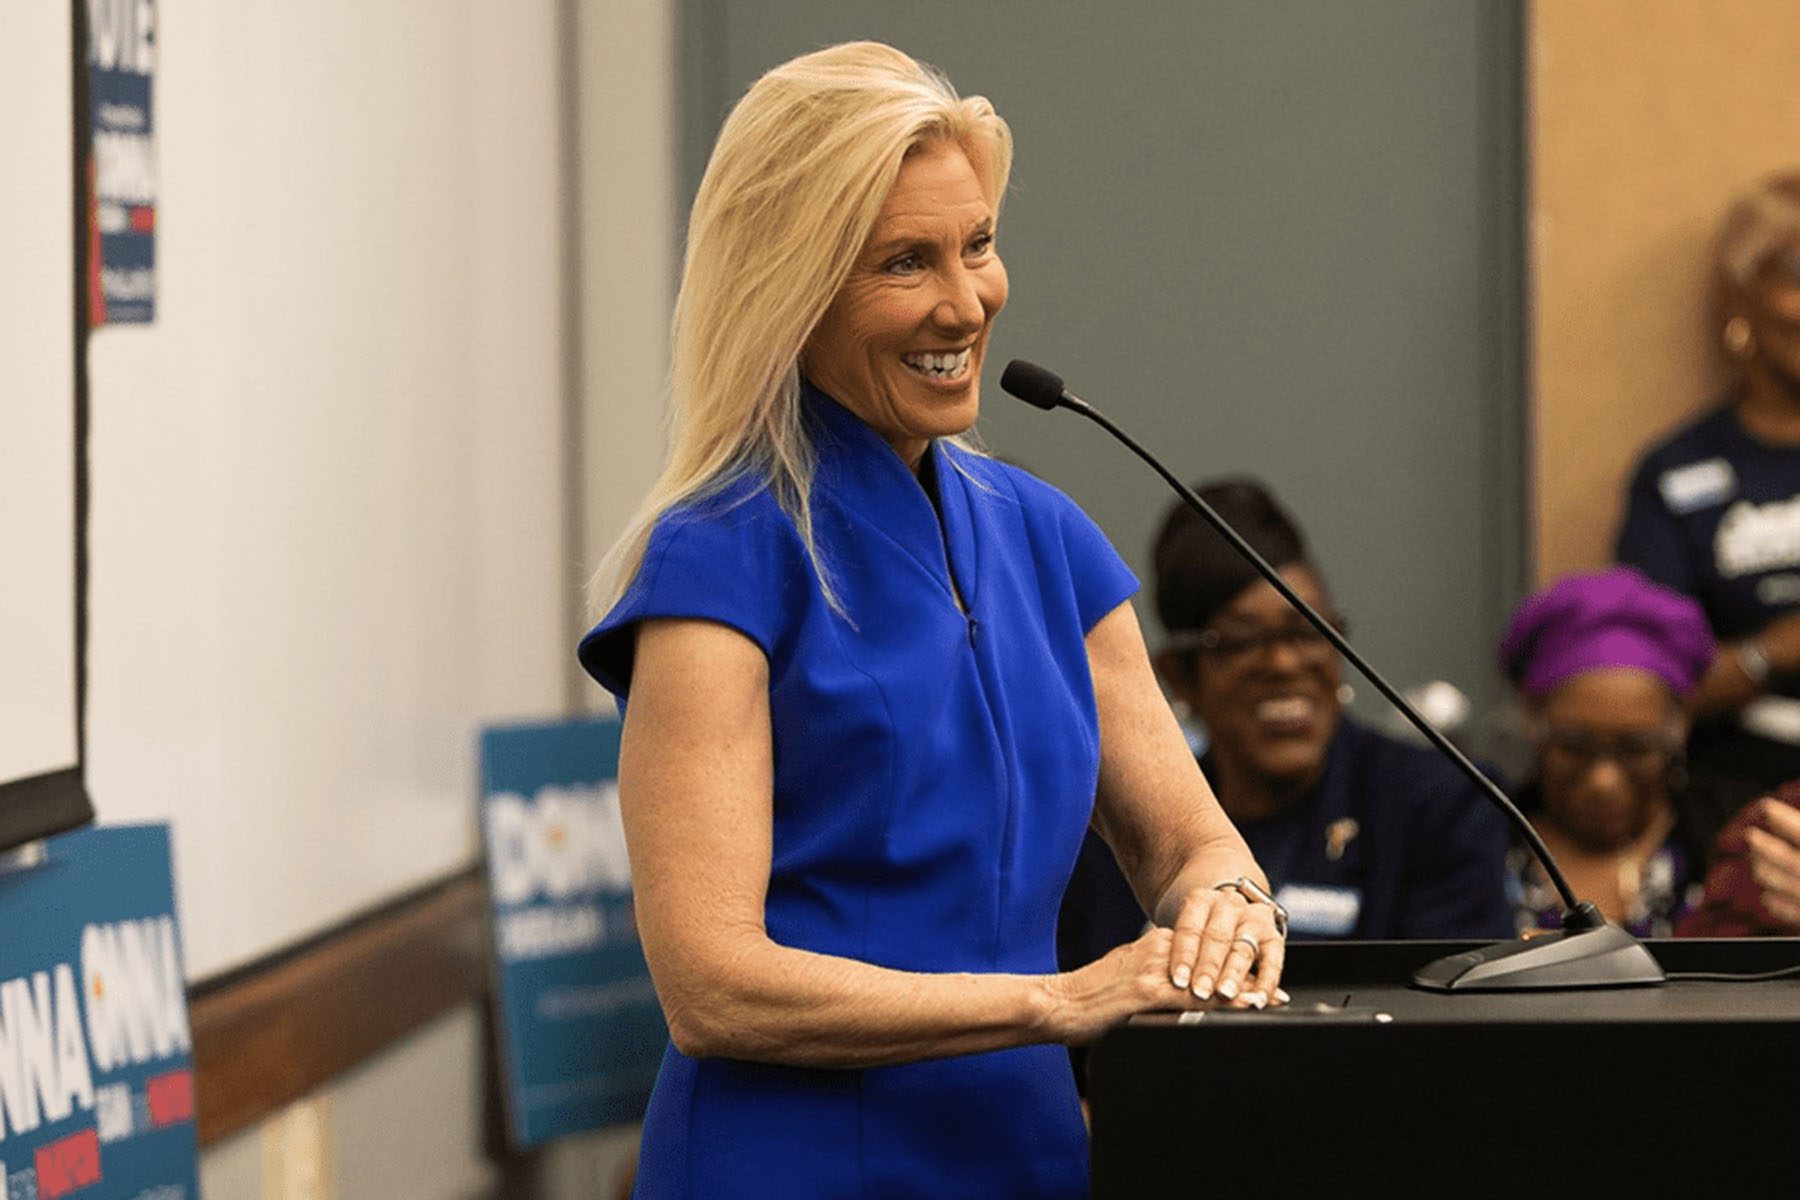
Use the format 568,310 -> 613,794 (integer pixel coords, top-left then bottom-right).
1617,403 -> 1800,646
1616,403 -> 1800,787
1059,717 -> 1513,965
580,382 -> 1137,1200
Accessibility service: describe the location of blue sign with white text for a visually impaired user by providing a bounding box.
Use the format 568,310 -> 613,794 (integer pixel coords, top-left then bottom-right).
479,719 -> 666,1147
88,0 -> 158,325
0,823 -> 198,1200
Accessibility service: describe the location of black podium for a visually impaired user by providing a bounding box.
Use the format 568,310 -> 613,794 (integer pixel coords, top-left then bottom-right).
1090,939 -> 1800,1198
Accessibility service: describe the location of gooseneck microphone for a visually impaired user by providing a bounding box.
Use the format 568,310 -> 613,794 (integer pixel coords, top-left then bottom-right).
1001,358 -> 1665,992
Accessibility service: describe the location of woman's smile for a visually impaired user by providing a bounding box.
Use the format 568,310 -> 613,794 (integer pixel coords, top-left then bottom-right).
803,140 -> 1009,469
900,345 -> 975,383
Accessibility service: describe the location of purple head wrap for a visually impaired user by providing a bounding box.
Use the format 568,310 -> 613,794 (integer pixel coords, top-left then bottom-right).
1498,567 -> 1715,699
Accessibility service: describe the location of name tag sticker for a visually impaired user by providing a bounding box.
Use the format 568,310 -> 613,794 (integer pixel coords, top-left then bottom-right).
1275,883 -> 1362,937
1658,458 -> 1736,513
1757,573 -> 1800,606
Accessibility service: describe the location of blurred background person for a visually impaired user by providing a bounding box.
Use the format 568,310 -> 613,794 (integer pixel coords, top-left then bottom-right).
1060,477 -> 1511,978
1679,782 -> 1800,935
1498,567 -> 1745,936
1617,172 -> 1800,794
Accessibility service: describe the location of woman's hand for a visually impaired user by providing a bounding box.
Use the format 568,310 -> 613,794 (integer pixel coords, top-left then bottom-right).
1745,796 -> 1800,929
1163,884 -> 1287,1008
1076,601 -> 1289,1025
1049,902 -> 1289,1046
1756,611 -> 1800,677
1049,927 -> 1205,1045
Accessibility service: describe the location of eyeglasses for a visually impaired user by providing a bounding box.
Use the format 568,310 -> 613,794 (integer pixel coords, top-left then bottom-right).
1538,728 -> 1680,781
1165,614 -> 1348,669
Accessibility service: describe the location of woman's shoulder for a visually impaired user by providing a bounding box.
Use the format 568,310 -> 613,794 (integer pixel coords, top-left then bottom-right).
1338,719 -> 1499,818
657,470 -> 791,535
1630,403 -> 1741,478
634,471 -> 814,598
579,473 -> 809,697
642,472 -> 815,569
944,444 -> 1139,628
942,445 -> 1084,522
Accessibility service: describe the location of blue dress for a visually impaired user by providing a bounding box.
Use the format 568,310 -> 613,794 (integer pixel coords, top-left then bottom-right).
579,383 -> 1138,1198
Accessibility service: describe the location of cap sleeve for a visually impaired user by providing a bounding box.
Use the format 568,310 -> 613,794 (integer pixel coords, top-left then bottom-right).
577,487 -> 803,700
1053,486 -> 1140,632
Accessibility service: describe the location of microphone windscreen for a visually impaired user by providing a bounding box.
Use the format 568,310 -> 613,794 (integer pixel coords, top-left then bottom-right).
1000,359 -> 1066,411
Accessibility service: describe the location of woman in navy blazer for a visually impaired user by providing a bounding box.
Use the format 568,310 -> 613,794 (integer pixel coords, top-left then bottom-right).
580,42 -> 1285,1198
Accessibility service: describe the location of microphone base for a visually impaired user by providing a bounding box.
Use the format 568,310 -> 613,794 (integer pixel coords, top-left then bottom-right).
1411,923 -> 1666,992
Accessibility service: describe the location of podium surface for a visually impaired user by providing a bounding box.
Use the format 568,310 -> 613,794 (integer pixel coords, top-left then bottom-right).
1090,939 -> 1800,1198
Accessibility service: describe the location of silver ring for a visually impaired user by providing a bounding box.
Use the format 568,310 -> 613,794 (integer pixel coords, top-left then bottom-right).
1233,933 -> 1260,956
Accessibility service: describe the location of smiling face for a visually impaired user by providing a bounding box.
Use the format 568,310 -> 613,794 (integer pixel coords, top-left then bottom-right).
802,140 -> 1009,469
1743,241 -> 1800,388
1170,565 -> 1344,802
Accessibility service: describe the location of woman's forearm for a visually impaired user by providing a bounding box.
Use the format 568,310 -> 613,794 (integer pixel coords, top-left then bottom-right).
1692,639 -> 1766,718
1695,615 -> 1800,718
655,935 -> 1061,1068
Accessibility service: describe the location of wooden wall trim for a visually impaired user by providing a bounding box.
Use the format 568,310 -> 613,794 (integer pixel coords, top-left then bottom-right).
188,869 -> 489,1146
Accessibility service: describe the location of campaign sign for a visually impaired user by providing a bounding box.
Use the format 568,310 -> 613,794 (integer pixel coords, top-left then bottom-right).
479,719 -> 666,1147
0,824 -> 198,1200
88,0 -> 158,325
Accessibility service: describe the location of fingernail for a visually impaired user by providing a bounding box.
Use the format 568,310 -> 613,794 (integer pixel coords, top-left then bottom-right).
1244,991 -> 1267,1009
1275,988 -> 1291,1004
1218,979 -> 1238,1000
1172,966 -> 1190,989
1192,976 -> 1213,1000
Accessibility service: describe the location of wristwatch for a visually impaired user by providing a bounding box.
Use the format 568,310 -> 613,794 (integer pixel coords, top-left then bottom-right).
1738,638 -> 1773,686
1214,876 -> 1289,939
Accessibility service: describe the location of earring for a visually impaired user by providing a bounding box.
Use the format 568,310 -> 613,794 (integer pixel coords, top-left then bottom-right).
1724,315 -> 1756,360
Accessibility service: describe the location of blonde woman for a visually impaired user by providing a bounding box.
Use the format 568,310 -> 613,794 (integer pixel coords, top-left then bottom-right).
1617,173 -> 1800,794
580,42 -> 1283,1197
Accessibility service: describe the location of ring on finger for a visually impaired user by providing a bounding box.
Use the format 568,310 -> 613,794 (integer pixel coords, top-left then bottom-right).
1233,933 -> 1260,956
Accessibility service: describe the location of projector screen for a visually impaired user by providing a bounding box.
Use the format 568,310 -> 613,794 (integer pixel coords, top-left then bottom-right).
0,4 -> 94,850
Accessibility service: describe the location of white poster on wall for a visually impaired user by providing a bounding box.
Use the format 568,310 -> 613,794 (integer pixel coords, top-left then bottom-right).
0,2 -> 80,791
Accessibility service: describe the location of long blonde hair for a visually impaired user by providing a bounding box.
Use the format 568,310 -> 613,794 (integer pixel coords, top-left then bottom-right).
590,42 -> 1012,614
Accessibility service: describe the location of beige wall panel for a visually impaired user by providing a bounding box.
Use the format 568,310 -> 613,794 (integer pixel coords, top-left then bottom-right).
1530,0 -> 1800,582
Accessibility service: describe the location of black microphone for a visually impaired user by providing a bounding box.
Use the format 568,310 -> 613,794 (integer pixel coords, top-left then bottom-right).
1002,358 -> 1664,992
1000,360 -> 1068,411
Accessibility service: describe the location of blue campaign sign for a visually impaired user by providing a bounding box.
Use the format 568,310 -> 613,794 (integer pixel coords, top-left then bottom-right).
0,823 -> 198,1200
479,718 -> 667,1147
88,0 -> 158,325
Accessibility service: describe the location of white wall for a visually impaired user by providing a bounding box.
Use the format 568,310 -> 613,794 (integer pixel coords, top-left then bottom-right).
574,0 -> 679,691
0,3 -> 79,786
0,0 -> 678,1191
84,0 -> 571,978
176,0 -> 676,1191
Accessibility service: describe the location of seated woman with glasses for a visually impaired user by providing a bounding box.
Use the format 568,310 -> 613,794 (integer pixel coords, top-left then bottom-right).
1498,567 -> 1748,936
1059,478 -> 1511,972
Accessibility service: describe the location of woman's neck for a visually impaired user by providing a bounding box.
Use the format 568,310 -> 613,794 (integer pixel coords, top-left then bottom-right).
1534,800 -> 1677,924
1735,365 -> 1800,446
1208,750 -> 1320,824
